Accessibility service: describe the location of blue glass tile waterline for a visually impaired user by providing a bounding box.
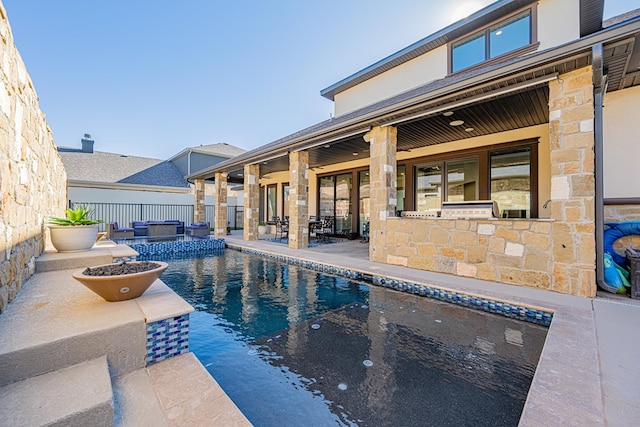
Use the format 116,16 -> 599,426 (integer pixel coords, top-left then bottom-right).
122,235 -> 225,259
227,244 -> 553,327
158,251 -> 548,427
146,314 -> 190,365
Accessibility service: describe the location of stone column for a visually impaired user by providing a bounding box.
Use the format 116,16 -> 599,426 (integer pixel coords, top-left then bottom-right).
548,66 -> 596,297
289,151 -> 309,249
213,172 -> 228,237
194,179 -> 206,223
364,126 -> 397,262
243,164 -> 260,241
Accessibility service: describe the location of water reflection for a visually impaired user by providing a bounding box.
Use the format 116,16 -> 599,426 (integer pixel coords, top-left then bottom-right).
160,251 -> 547,427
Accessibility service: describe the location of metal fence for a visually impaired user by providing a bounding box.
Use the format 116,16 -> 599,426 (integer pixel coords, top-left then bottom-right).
70,202 -> 244,232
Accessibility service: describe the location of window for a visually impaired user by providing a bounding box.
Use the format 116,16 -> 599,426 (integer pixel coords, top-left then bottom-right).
416,164 -> 443,211
451,10 -> 532,73
358,170 -> 370,235
283,184 -> 290,218
416,159 -> 478,211
412,141 -> 537,217
490,147 -> 531,218
397,165 -> 406,213
266,184 -> 277,221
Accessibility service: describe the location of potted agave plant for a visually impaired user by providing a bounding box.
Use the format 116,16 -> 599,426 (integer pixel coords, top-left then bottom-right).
47,205 -> 103,252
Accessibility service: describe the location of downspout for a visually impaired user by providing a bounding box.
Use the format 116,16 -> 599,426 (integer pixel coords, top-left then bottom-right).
592,43 -> 607,290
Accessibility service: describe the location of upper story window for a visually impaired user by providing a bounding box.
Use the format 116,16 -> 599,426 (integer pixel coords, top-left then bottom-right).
451,9 -> 532,73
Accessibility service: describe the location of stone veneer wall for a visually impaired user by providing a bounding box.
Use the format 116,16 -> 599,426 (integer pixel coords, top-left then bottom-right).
0,4 -> 68,313
376,67 -> 597,297
243,164 -> 260,241
385,218 -> 554,289
288,151 -> 309,249
213,172 -> 227,237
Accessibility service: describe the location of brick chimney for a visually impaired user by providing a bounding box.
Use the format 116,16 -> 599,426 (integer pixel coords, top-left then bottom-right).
81,134 -> 94,153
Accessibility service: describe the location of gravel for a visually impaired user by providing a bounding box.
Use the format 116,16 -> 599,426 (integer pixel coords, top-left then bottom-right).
82,261 -> 161,276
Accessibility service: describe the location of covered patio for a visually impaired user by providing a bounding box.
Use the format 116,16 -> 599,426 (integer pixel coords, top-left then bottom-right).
189,19 -> 640,298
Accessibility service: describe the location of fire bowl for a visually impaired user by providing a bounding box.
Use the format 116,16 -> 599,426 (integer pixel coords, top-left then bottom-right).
72,261 -> 169,302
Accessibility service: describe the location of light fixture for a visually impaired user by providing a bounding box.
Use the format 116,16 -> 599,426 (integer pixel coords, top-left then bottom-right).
449,120 -> 464,126
324,144 -> 331,148
352,152 -> 359,156
496,30 -> 503,36
443,111 -> 454,116
465,127 -> 474,132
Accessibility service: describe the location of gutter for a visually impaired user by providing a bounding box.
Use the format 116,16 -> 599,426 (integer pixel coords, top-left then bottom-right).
592,43 -> 607,291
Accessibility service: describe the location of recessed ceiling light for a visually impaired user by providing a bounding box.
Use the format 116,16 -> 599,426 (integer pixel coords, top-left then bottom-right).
443,111 -> 454,116
238,173 -> 244,177
496,30 -> 503,36
465,127 -> 474,132
352,152 -> 359,156
324,144 -> 330,148
449,120 -> 464,126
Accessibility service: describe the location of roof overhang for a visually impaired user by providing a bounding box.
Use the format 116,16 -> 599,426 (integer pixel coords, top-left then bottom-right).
189,17 -> 640,182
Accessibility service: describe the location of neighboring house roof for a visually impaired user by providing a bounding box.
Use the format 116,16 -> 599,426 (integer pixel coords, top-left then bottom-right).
168,143 -> 246,161
320,0 -> 605,101
58,149 -> 191,188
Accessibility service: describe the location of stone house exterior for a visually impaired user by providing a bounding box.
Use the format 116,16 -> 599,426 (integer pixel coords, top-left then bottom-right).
191,0 -> 640,298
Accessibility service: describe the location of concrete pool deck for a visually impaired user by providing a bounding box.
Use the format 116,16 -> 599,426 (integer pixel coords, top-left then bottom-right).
226,231 -> 640,426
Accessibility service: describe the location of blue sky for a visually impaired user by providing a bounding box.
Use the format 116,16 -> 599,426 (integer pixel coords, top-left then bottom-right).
4,0 -> 638,159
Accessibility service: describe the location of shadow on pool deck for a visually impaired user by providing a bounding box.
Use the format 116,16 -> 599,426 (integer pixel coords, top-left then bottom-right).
225,230 -> 640,426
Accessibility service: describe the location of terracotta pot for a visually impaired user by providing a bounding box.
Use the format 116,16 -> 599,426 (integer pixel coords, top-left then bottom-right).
72,261 -> 169,302
48,224 -> 100,252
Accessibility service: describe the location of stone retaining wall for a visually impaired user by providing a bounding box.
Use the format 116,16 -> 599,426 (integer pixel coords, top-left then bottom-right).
0,4 -> 67,312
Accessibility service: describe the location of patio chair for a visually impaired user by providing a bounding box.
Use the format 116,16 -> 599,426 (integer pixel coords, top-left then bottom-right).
275,217 -> 289,241
107,222 -> 134,239
186,222 -> 210,236
315,217 -> 333,242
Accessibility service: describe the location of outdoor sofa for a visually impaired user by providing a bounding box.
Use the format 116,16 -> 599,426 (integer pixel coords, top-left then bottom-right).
131,220 -> 185,236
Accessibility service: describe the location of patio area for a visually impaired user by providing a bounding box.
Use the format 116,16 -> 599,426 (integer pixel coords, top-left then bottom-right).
225,230 -> 640,426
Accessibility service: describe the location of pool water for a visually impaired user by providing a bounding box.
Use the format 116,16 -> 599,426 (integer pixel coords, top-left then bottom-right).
158,251 -> 547,426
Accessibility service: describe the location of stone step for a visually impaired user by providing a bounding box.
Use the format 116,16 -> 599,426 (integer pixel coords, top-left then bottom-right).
0,268 -> 147,387
0,356 -> 114,427
113,353 -> 251,427
35,242 -> 138,273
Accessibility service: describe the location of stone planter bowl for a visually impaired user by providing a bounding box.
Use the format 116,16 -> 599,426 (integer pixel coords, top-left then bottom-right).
72,261 -> 169,302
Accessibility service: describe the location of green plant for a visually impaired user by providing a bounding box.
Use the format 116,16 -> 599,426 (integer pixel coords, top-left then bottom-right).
259,221 -> 266,226
47,206 -> 103,226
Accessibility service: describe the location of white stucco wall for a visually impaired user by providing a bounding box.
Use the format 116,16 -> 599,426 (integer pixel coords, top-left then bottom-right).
69,187 -> 198,204
332,0 -> 582,117
334,46 -> 448,116
537,0 -> 580,50
603,85 -> 640,199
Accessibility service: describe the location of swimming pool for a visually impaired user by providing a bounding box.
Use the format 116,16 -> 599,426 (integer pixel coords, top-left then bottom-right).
157,250 -> 547,426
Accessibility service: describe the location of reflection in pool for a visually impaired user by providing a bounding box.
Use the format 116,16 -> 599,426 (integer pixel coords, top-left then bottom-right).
159,251 -> 547,426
